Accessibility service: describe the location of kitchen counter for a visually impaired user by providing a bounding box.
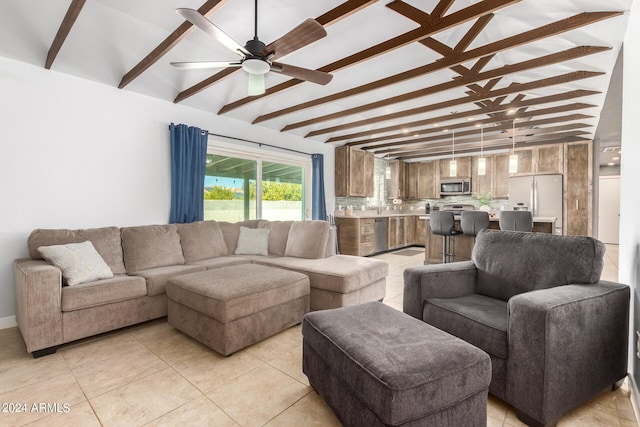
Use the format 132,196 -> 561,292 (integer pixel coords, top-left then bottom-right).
418,215 -> 557,223
335,211 -> 426,219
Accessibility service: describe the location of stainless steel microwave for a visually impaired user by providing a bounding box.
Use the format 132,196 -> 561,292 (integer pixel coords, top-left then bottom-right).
440,178 -> 471,195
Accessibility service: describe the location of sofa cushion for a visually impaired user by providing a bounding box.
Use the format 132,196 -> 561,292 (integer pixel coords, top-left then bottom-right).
259,221 -> 292,256
61,274 -> 147,312
284,221 -> 330,259
28,226 -> 126,274
425,294 -> 508,359
218,221 -> 241,254
38,241 -> 114,286
255,254 -> 388,294
131,264 -> 205,296
187,256 -> 252,270
177,221 -> 228,262
473,230 -> 606,301
235,226 -> 269,256
121,224 -> 185,273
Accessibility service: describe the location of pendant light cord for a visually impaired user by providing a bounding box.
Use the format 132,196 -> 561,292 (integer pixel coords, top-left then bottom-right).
452,129 -> 455,160
512,120 -> 516,153
254,0 -> 258,39
480,126 -> 484,157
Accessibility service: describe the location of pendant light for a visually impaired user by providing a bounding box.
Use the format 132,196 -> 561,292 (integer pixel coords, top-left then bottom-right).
477,125 -> 486,176
385,152 -> 391,179
509,119 -> 518,173
449,129 -> 457,177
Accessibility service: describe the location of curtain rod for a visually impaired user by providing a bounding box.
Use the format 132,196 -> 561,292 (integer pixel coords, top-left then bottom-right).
169,125 -> 313,157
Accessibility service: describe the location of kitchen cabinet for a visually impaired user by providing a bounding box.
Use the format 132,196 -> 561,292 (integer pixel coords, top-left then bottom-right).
472,156 -> 493,195
493,154 -> 510,198
335,217 -> 375,256
564,141 -> 591,236
386,160 -> 405,199
335,146 -> 375,197
405,161 -> 437,199
439,156 -> 471,179
511,145 -> 563,176
404,216 -> 415,246
388,217 -> 406,250
414,216 -> 426,246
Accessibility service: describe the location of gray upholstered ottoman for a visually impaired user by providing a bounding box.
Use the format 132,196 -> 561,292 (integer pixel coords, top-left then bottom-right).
166,264 -> 310,356
302,302 -> 491,427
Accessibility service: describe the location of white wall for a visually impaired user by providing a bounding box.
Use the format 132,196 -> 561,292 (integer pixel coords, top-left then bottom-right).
0,56 -> 335,320
620,0 -> 640,403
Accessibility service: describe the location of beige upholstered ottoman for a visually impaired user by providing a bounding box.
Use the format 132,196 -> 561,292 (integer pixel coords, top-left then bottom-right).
166,264 -> 310,356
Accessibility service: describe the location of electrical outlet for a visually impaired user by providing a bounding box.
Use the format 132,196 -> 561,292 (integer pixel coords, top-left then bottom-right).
636,331 -> 640,359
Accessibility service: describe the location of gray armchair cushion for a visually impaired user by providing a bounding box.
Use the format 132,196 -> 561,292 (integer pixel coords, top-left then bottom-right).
425,294 -> 508,359
472,229 -> 605,301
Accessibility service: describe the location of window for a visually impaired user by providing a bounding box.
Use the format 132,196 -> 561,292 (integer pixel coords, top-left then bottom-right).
203,142 -> 311,221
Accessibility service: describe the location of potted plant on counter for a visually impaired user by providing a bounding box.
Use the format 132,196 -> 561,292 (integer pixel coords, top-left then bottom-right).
473,192 -> 493,212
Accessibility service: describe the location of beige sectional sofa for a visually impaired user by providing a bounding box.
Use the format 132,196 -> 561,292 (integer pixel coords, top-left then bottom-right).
14,220 -> 388,357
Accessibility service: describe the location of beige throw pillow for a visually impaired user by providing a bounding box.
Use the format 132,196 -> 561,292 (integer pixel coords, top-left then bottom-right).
38,241 -> 114,285
235,226 -> 270,256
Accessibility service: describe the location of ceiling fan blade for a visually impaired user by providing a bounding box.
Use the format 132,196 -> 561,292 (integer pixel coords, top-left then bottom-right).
266,19 -> 327,60
176,8 -> 249,57
171,61 -> 241,70
271,62 -> 333,85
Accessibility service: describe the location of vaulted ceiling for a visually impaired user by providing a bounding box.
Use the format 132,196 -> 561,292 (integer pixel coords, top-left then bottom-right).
0,0 -> 631,163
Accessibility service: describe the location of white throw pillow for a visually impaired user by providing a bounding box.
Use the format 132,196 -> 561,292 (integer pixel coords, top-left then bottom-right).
235,226 -> 270,256
38,241 -> 114,285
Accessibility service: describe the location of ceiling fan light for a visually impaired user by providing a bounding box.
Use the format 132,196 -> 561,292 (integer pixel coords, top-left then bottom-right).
248,73 -> 265,96
242,58 -> 270,75
478,157 -> 486,176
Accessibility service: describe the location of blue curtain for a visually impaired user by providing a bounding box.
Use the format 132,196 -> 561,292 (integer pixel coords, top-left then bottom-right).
169,123 -> 208,223
311,154 -> 327,220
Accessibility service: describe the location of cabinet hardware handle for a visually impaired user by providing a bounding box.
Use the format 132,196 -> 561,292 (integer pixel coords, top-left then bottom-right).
575,200 -> 579,210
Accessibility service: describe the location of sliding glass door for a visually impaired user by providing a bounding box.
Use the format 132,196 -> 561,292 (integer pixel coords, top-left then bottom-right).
203,147 -> 310,221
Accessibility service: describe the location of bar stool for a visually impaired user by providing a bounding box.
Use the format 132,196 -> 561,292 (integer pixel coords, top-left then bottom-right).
429,211 -> 462,263
499,211 -> 533,232
461,211 -> 490,239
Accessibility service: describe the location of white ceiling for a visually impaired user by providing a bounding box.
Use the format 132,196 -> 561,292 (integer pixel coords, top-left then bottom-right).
0,0 -> 632,166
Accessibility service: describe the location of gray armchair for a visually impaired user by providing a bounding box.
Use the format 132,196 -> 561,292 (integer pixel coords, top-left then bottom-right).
403,229 -> 629,427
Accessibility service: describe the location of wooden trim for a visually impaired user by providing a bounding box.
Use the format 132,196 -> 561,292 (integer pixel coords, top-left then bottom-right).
118,0 -> 228,89
45,0 -> 86,69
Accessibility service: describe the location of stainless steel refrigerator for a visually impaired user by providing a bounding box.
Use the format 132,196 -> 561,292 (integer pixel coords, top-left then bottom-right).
508,174 -> 563,235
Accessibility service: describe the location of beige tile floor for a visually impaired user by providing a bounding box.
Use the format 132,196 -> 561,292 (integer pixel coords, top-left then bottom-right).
0,244 -> 634,426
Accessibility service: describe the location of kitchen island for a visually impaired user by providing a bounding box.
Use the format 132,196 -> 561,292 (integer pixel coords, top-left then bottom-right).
419,215 -> 557,264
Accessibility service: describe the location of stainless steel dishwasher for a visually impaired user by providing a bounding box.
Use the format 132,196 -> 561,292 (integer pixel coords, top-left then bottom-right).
374,217 -> 388,253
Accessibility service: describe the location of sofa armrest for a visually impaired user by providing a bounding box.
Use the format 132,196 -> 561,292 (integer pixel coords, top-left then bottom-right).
14,259 -> 64,354
506,281 -> 630,425
402,261 -> 477,320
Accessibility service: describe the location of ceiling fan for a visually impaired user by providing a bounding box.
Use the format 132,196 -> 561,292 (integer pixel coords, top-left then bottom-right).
171,1 -> 333,96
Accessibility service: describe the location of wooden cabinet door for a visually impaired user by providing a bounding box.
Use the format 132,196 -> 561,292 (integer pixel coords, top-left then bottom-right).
388,217 -> 398,249
414,217 -> 426,246
536,145 -> 563,174
472,156 -> 493,194
564,142 -> 591,236
360,218 -> 375,256
494,154 -> 510,198
349,148 -> 366,197
417,161 -> 436,199
363,150 -> 375,197
405,163 -> 418,199
404,216 -> 415,245
397,217 -> 405,247
440,156 -> 471,178
386,160 -> 405,199
334,146 -> 348,197
512,149 -> 534,175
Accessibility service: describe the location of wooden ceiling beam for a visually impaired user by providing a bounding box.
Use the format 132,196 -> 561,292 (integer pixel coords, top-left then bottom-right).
323,89 -> 597,142
393,131 -> 589,159
348,111 -> 594,148
285,46 -> 606,133
432,0 -> 457,20
371,123 -> 592,154
118,0 -> 229,89
252,11 -> 616,124
398,136 -> 590,161
217,0 -> 520,114
45,0 -> 86,69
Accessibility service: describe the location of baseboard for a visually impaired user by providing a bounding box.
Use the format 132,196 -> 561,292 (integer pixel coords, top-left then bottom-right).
629,375 -> 640,424
0,315 -> 17,330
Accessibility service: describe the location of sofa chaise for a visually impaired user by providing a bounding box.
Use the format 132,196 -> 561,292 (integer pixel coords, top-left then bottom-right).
14,219 -> 388,357
403,229 -> 629,427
